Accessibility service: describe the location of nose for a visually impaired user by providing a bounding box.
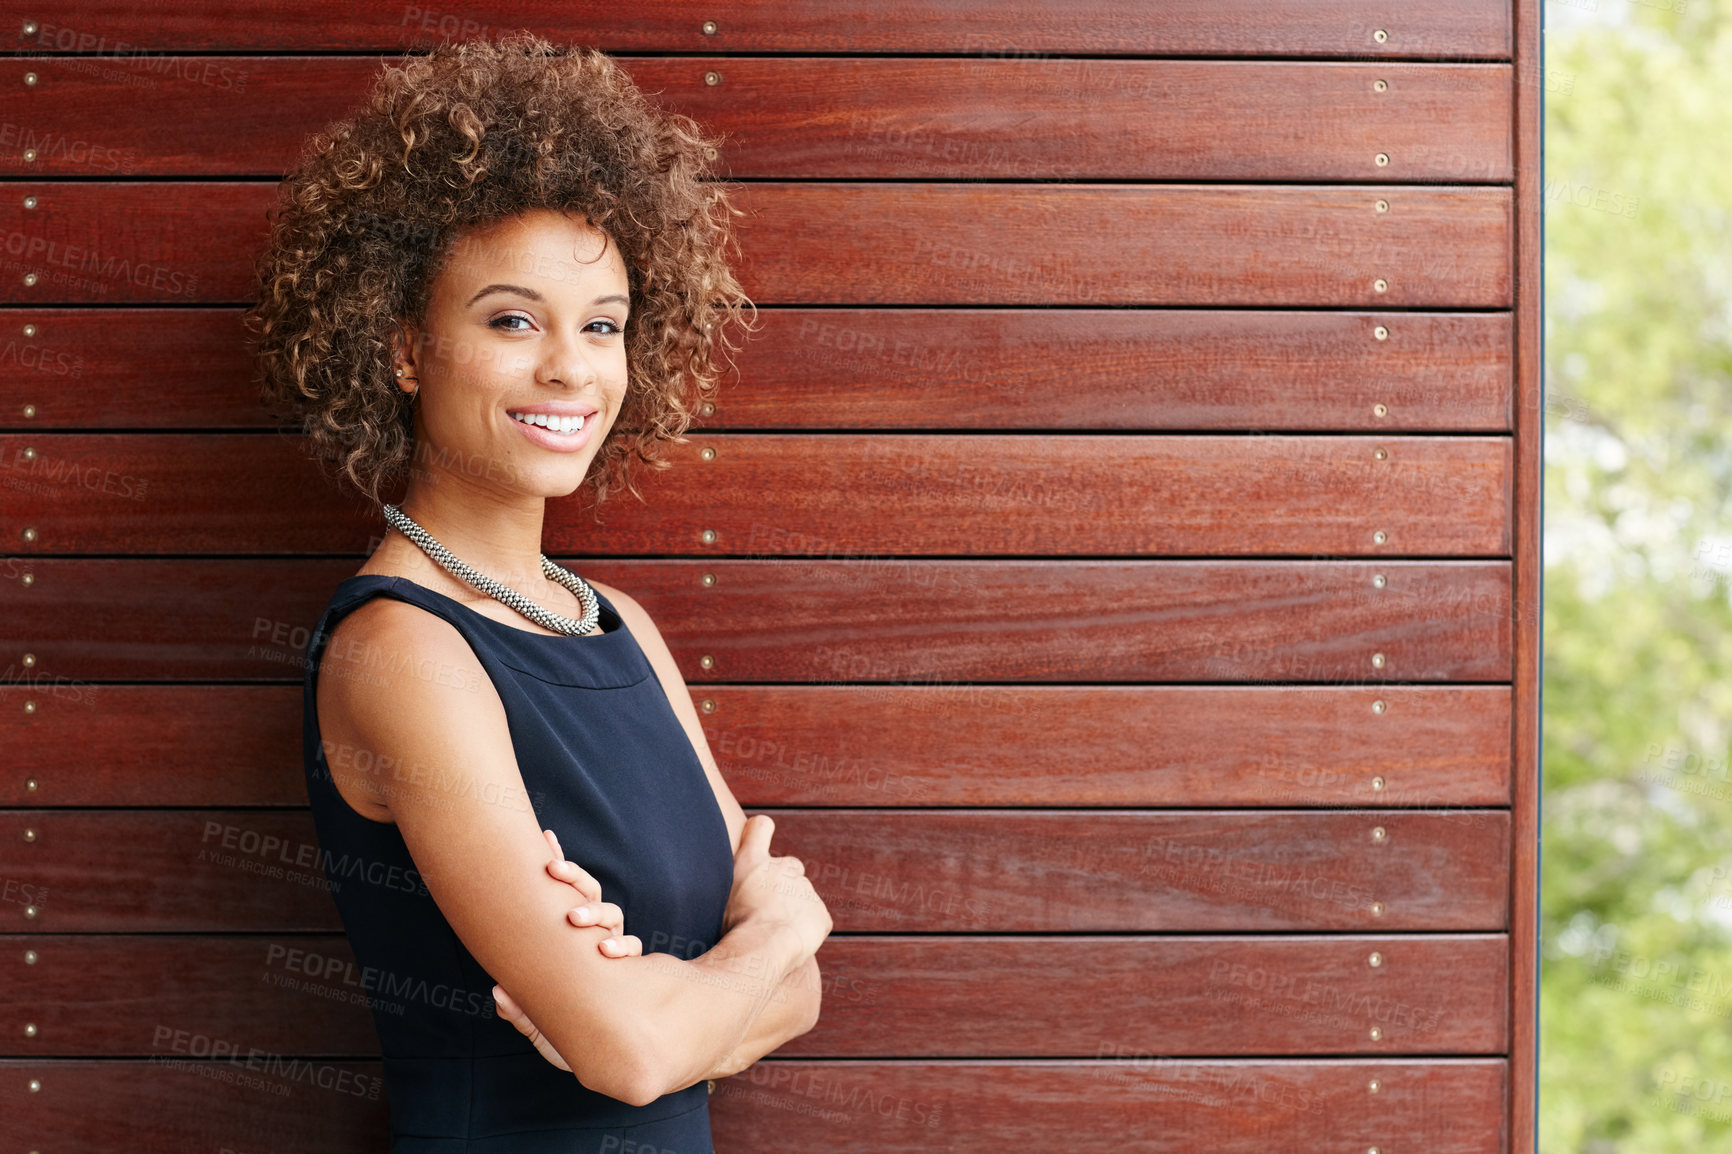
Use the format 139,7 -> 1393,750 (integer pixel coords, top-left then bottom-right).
532,327 -> 602,389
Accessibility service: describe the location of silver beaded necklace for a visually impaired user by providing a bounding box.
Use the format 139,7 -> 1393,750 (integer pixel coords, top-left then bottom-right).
380,502 -> 601,636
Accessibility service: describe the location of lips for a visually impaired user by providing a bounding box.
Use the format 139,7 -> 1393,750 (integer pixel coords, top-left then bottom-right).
509,410 -> 587,434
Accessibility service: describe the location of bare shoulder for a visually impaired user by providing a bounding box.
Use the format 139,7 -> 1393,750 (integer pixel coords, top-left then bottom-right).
315,595 -> 495,820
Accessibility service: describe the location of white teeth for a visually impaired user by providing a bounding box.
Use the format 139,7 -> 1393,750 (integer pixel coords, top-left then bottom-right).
511,411 -> 585,434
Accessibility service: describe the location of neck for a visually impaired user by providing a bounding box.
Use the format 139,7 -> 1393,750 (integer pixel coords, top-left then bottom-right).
388,482 -> 552,593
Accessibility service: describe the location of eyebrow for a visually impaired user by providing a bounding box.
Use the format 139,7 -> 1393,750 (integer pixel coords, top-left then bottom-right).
464,284 -> 630,310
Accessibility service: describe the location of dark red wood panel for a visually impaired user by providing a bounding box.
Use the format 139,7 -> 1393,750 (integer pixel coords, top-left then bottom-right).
0,308 -> 1514,433
0,57 -> 1512,182
0,1058 -> 1505,1154
3,684 -> 1510,808
0,559 -> 1512,683
0,183 -> 1513,306
11,1 -> 1514,56
0,432 -> 1512,556
0,809 -> 1509,933
4,933 -> 1506,1058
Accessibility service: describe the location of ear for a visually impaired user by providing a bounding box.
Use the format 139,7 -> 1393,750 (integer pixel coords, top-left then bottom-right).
388,318 -> 422,391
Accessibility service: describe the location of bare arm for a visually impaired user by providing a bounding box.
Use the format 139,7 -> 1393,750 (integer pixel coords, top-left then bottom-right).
318,599 -> 823,1107
703,954 -> 822,1079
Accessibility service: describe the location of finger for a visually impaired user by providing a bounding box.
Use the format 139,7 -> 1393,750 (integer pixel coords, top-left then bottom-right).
542,828 -> 563,862
492,985 -> 525,1023
567,901 -> 625,933
778,855 -> 805,877
738,813 -> 775,861
599,934 -> 642,958
547,858 -> 602,903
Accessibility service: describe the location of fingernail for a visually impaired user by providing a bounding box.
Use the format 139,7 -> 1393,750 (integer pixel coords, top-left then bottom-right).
600,938 -> 620,954
572,905 -> 592,921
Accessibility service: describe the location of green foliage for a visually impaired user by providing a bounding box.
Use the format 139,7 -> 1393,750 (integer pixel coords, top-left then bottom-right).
1542,1 -> 1732,1149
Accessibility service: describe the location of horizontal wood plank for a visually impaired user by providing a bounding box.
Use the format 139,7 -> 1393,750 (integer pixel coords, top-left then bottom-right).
0,57 -> 1511,181
0,559 -> 1513,682
0,809 -> 1509,933
11,1 -> 1514,56
0,183 -> 1512,306
0,1058 -> 1507,1153
2,933 -> 1505,1058
0,433 -> 1512,556
2,685 -> 1510,808
0,308 -> 1514,433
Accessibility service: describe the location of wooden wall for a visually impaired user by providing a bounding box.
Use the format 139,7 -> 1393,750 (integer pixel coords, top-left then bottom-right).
0,2 -> 1541,1150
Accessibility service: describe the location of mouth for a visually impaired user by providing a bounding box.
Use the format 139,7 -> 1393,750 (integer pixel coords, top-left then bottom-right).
507,408 -> 594,436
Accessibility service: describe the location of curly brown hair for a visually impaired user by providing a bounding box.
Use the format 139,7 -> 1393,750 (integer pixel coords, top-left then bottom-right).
244,31 -> 756,509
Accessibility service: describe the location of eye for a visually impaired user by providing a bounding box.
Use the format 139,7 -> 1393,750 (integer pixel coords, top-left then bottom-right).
587,319 -> 625,336
489,313 -> 533,332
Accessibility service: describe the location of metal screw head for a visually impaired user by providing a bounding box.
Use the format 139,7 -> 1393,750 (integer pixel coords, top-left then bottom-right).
24,695 -> 37,709
699,654 -> 715,670
28,1077 -> 40,1091
1375,199 -> 1389,213
1373,79 -> 1388,92
1368,1078 -> 1381,1093
1374,152 -> 1390,167
22,148 -> 36,163
702,20 -> 718,34
1372,775 -> 1386,791
700,572 -> 716,587
1373,278 -> 1389,293
1373,325 -> 1389,341
704,147 -> 718,161
699,698 -> 716,713
23,905 -> 37,918
1374,447 -> 1388,460
22,828 -> 36,843
22,195 -> 35,209
1372,574 -> 1386,588
23,949 -> 37,964
1371,826 -> 1386,842
1371,699 -> 1386,713
1373,28 -> 1388,43
1370,1147 -> 1382,1154
23,272 -> 37,286
22,323 -> 35,336
25,778 -> 37,791
21,446 -> 35,461
1371,651 -> 1386,667
21,655 -> 35,668
1369,1025 -> 1383,1040
704,70 -> 722,86
20,572 -> 31,586
1372,530 -> 1387,545
21,527 -> 37,542
23,71 -> 37,86
22,404 -> 35,418
700,402 -> 716,416
1373,403 -> 1388,418
1371,901 -> 1385,916
700,529 -> 717,544
1368,951 -> 1383,967
23,1022 -> 36,1037
700,446 -> 716,461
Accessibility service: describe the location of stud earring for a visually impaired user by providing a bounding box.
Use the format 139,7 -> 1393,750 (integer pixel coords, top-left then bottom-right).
395,368 -> 404,378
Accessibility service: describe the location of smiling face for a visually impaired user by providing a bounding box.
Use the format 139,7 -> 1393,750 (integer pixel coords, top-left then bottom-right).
394,208 -> 632,499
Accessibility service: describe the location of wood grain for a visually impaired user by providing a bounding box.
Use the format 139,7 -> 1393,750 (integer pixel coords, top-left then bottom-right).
0,58 -> 1510,181
0,433 -> 1513,556
10,1 -> 1513,56
0,809 -> 1509,933
0,1058 -> 1507,1153
0,183 -> 1512,306
4,933 -> 1506,1058
0,308 -> 1514,432
0,559 -> 1513,682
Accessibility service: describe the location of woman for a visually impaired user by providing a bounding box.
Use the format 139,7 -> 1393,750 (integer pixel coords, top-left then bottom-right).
245,32 -> 833,1153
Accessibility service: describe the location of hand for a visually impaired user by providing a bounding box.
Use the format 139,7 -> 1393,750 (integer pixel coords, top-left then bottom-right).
492,828 -> 643,1072
721,814 -> 833,962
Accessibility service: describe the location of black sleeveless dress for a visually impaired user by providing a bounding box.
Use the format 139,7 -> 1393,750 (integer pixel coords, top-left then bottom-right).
301,573 -> 736,1153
